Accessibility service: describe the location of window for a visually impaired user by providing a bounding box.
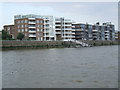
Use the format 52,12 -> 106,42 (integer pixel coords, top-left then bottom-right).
25,29 -> 28,32
40,20 -> 43,23
18,25 -> 20,28
37,20 -> 39,23
37,25 -> 39,27
40,25 -> 43,28
25,25 -> 27,27
17,21 -> 20,24
22,29 -> 24,32
40,29 -> 43,32
21,20 -> 24,23
21,25 -> 24,28
37,29 -> 39,32
25,20 -> 28,23
7,27 -> 10,30
18,29 -> 20,32
25,33 -> 27,36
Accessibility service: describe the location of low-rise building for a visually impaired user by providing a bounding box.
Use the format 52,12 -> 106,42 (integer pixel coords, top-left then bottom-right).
4,25 -> 15,39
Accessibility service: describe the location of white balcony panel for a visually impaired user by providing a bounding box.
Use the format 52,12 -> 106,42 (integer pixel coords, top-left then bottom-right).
29,30 -> 36,33
55,21 -> 61,22
64,28 -> 72,30
56,28 -> 61,30
105,30 -> 109,32
29,35 -> 36,37
65,24 -> 71,26
56,32 -> 61,34
28,22 -> 36,24
28,27 -> 36,29
55,24 -> 61,26
64,32 -> 72,34
105,34 -> 109,35
28,18 -> 35,20
92,30 -> 98,32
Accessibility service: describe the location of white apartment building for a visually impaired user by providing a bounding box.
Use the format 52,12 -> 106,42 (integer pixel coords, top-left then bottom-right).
55,17 -> 74,41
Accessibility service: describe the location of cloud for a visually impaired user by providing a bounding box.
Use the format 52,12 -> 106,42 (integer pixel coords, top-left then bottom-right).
0,2 -> 118,30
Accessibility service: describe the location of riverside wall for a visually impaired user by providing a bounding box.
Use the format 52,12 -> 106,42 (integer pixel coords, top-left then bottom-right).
1,40 -> 119,50
82,40 -> 119,46
1,40 -> 74,50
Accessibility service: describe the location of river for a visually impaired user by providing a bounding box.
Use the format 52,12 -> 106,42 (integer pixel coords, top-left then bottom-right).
2,45 -> 118,88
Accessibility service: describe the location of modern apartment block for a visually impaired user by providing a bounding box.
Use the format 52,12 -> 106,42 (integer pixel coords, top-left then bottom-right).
55,17 -> 74,41
72,22 -> 115,41
3,14 -> 115,41
14,14 -> 55,40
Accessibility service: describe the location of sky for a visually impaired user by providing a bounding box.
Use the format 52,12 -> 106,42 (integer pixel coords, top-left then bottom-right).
0,2 -> 118,30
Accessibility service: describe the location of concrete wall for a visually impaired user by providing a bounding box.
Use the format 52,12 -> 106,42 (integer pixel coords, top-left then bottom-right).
82,40 -> 119,46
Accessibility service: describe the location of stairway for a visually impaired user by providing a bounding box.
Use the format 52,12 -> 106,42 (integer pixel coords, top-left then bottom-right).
71,40 -> 89,47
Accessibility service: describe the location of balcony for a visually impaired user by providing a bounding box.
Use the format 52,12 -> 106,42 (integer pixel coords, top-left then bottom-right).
55,24 -> 61,26
28,22 -> 36,24
105,36 -> 109,38
92,33 -> 98,35
44,22 -> 49,24
56,32 -> 61,34
29,34 -> 36,37
105,31 -> 109,32
105,33 -> 109,36
44,31 -> 49,33
44,35 -> 49,37
55,21 -> 61,23
28,26 -> 36,29
64,28 -> 72,30
28,18 -> 35,20
64,36 -> 74,38
92,30 -> 98,32
56,28 -> 61,30
29,30 -> 36,33
64,32 -> 72,34
65,24 -> 71,26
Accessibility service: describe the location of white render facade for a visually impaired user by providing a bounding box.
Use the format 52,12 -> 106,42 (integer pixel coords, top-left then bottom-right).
55,17 -> 74,41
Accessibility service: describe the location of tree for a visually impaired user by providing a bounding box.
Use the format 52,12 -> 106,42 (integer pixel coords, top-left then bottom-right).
2,30 -> 11,40
17,33 -> 24,40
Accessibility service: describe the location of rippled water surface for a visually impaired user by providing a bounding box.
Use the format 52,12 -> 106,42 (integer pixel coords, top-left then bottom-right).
2,46 -> 118,88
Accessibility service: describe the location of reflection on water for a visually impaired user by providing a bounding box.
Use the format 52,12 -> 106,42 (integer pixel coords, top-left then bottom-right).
2,46 -> 118,88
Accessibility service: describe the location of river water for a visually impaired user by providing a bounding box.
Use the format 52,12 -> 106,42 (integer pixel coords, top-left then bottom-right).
2,45 -> 118,88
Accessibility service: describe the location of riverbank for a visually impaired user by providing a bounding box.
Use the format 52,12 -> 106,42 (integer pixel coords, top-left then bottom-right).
1,41 -> 75,50
83,40 -> 119,46
1,40 -> 119,50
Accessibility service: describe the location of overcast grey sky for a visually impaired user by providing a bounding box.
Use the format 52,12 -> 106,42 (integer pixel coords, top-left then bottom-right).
0,2 -> 118,30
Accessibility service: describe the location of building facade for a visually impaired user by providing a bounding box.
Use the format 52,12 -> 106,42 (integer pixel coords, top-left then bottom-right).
14,14 -> 55,40
72,22 -> 115,41
55,17 -> 74,41
3,14 -> 115,41
3,25 -> 15,39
